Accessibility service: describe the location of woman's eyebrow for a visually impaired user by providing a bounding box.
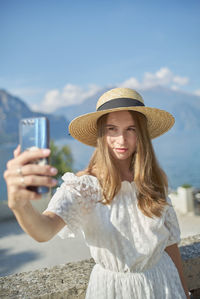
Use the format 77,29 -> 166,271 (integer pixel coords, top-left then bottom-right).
105,124 -> 136,127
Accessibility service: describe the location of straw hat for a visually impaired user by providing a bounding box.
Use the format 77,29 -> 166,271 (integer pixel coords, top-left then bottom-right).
69,88 -> 175,147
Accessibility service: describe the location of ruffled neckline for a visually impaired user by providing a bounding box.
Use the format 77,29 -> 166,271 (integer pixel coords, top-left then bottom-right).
85,174 -> 135,185
121,180 -> 135,185
62,172 -> 135,188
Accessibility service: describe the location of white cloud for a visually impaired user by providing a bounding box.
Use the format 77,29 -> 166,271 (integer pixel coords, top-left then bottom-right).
39,83 -> 101,112
171,85 -> 179,91
43,89 -> 60,107
194,89 -> 200,96
119,77 -> 140,89
120,67 -> 189,90
33,67 -> 190,112
173,76 -> 189,86
144,68 -> 172,87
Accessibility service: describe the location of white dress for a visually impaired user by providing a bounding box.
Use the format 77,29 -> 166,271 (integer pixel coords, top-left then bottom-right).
45,173 -> 186,299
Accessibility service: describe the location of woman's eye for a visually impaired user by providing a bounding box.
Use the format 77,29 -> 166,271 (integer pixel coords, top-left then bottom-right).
128,127 -> 135,131
108,127 -> 115,131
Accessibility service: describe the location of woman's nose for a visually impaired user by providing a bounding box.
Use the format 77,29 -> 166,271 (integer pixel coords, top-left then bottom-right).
117,132 -> 126,143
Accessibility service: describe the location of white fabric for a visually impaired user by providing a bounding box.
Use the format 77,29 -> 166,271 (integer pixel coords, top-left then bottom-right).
45,172 -> 186,299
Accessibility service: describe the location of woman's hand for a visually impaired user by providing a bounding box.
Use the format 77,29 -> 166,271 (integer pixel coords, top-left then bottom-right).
4,145 -> 58,211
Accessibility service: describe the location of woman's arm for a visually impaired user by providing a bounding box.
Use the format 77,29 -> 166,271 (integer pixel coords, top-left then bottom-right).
4,145 -> 65,242
165,243 -> 190,299
12,202 -> 65,242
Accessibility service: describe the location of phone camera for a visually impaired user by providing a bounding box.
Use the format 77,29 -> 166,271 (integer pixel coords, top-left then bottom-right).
22,119 -> 35,125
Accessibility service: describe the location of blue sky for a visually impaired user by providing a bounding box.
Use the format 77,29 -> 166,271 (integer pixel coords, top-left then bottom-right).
0,0 -> 199,112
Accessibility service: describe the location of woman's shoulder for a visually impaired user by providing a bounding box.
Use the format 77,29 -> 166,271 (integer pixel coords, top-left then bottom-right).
61,171 -> 99,189
60,172 -> 100,206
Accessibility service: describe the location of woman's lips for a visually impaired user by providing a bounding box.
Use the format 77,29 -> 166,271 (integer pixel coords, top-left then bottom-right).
115,148 -> 128,153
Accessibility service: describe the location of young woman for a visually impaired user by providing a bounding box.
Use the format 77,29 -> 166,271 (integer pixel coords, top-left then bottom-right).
4,88 -> 190,298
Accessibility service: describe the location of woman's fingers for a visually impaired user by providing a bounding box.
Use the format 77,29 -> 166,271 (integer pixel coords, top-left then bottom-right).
7,148 -> 51,169
6,164 -> 58,177
13,145 -> 21,158
7,174 -> 58,188
4,147 -> 57,211
4,163 -> 58,192
23,175 -> 57,187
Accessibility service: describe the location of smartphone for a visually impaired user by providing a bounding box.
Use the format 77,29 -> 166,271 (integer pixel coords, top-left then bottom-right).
19,117 -> 50,194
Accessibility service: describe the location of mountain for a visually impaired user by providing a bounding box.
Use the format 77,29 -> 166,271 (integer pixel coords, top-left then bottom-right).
0,90 -> 70,144
55,87 -> 109,122
55,86 -> 200,134
140,87 -> 200,133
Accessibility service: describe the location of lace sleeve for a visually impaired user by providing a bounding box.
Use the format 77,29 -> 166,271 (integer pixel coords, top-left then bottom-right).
164,196 -> 181,247
45,172 -> 99,239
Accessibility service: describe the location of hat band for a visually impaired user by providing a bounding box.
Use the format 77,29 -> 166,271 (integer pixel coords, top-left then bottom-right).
97,97 -> 145,111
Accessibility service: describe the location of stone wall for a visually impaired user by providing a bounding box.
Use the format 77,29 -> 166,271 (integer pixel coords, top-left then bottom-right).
0,234 -> 200,299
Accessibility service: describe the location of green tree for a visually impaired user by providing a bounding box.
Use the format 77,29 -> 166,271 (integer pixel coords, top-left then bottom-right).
50,140 -> 73,181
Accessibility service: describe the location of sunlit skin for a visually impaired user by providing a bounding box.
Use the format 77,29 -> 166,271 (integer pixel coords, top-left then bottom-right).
105,111 -> 137,179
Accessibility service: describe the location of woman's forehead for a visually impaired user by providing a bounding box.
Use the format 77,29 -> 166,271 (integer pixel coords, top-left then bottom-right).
106,110 -> 135,124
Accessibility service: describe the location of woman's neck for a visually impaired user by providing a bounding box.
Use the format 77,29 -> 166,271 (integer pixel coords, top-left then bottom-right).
120,171 -> 134,182
115,158 -> 134,182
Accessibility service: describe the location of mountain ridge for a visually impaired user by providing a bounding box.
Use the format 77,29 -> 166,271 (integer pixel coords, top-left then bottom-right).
0,89 -> 70,144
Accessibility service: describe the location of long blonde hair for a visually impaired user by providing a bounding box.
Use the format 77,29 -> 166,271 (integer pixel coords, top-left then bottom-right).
79,110 -> 169,218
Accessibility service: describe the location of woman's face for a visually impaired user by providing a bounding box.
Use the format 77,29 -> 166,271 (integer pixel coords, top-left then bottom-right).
105,111 -> 137,162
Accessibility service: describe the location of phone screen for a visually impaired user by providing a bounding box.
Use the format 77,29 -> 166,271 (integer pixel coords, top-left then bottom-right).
20,117 -> 49,152
19,117 -> 50,194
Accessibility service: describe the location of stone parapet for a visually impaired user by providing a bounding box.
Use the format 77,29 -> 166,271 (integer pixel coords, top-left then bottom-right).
179,234 -> 200,291
0,235 -> 200,299
0,259 -> 95,299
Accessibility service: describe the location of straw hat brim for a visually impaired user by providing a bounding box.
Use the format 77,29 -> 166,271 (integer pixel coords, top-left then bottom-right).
69,106 -> 175,147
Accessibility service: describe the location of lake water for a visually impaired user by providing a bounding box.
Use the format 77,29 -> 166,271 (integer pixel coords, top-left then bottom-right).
1,133 -> 200,201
